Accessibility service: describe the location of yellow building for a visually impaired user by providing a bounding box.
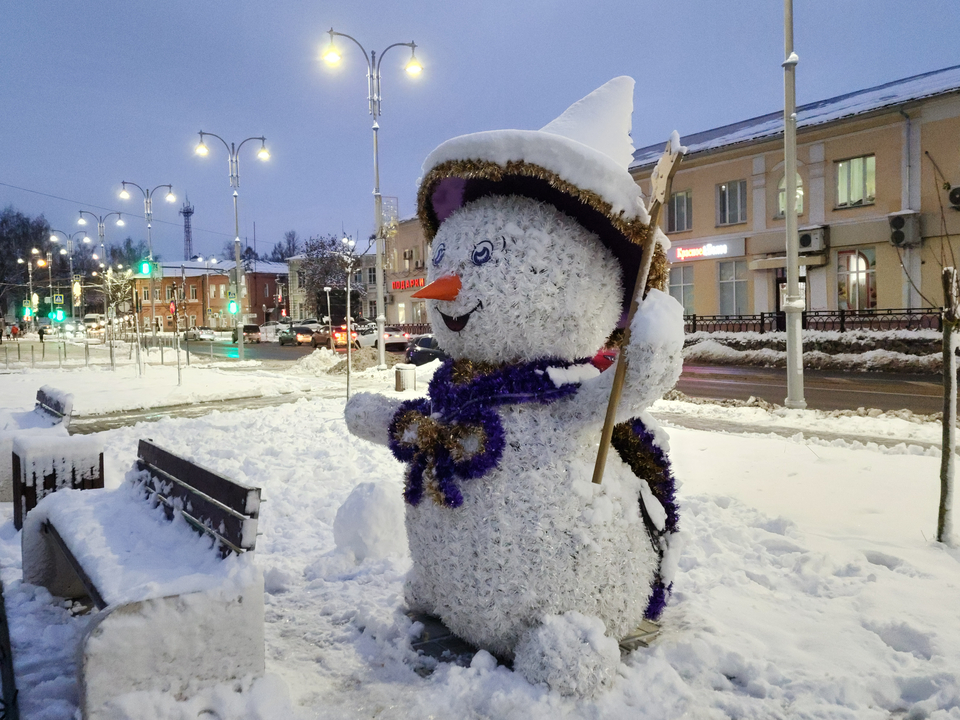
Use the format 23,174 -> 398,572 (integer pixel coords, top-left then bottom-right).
384,217 -> 430,327
631,65 -> 960,319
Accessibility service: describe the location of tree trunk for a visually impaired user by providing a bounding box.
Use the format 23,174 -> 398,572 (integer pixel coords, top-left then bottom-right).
938,268 -> 957,544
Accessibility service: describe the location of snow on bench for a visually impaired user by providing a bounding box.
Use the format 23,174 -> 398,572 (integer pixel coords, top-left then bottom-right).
20,439 -> 264,720
0,386 -> 73,502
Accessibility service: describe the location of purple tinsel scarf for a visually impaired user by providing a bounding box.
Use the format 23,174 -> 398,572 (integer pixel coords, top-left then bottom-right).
389,357 -> 586,508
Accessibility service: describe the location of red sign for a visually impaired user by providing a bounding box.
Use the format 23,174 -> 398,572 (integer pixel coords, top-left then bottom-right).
169,301 -> 176,315
392,278 -> 426,291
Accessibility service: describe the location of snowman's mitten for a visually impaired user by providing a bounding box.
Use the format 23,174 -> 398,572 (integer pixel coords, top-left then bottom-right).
345,392 -> 402,446
619,288 -> 685,413
513,612 -> 620,697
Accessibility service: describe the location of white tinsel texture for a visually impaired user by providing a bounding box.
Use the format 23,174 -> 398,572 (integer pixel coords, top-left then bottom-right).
513,612 -> 621,697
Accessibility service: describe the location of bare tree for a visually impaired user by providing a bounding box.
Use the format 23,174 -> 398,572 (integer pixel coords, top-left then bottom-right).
299,234 -> 370,323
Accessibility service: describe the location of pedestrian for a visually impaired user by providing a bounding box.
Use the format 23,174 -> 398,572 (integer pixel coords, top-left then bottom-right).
10,324 -> 18,341
38,325 -> 45,343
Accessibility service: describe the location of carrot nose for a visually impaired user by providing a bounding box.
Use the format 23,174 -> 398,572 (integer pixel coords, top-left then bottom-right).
412,274 -> 461,301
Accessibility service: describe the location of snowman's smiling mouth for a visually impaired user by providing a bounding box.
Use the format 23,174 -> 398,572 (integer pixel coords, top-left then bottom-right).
439,300 -> 483,332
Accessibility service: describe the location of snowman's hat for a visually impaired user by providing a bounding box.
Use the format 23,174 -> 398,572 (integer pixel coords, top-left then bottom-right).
417,76 -> 667,305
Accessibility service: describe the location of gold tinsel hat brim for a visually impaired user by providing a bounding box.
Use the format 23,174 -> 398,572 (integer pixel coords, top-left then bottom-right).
416,133 -> 667,304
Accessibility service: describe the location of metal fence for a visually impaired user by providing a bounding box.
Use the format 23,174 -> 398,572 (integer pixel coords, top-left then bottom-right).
685,308 -> 944,334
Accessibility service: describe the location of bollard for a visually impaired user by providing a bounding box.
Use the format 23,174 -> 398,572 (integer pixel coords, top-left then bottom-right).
395,364 -> 417,391
58,344 -> 62,369
109,340 -> 115,371
17,343 -> 21,361
4,345 -> 8,370
31,345 -> 35,367
41,342 -> 45,361
84,340 -> 89,366
160,341 -> 164,365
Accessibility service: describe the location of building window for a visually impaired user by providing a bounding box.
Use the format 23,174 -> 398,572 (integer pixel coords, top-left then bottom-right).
836,155 -> 875,208
667,190 -> 693,233
190,285 -> 197,300
142,287 -> 149,301
210,284 -> 215,299
219,285 -> 225,299
777,173 -> 804,216
837,248 -> 876,310
296,271 -> 305,287
353,270 -> 362,285
718,260 -> 748,315
397,303 -> 406,323
165,285 -> 173,301
367,267 -> 376,284
154,288 -> 160,301
368,300 -> 377,319
668,265 -> 695,314
716,180 -> 747,226
412,301 -> 427,323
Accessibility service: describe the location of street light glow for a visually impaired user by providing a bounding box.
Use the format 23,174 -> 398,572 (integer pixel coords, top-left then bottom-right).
49,234 -> 58,242
405,47 -> 423,76
195,140 -> 209,156
322,43 -> 341,64
119,188 -> 130,200
77,216 -> 87,225
116,216 -> 125,226
165,190 -> 176,202
257,142 -> 270,161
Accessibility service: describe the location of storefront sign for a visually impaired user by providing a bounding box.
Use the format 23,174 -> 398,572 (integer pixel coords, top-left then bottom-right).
669,237 -> 745,263
392,278 -> 425,291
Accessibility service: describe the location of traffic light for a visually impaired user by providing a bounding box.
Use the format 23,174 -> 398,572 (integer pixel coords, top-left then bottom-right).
47,311 -> 55,320
228,300 -> 239,315
23,307 -> 32,319
55,308 -> 64,322
140,260 -> 152,276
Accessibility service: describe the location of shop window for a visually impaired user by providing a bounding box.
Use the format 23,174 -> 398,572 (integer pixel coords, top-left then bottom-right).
777,173 -> 804,216
836,155 -> 875,208
718,260 -> 748,315
412,301 -> 427,323
837,248 -> 876,310
397,303 -> 406,324
716,180 -> 747,226
668,264 -> 695,314
667,190 -> 693,233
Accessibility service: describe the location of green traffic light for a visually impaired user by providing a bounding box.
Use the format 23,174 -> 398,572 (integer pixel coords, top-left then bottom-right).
140,260 -> 151,275
55,309 -> 64,322
228,300 -> 239,315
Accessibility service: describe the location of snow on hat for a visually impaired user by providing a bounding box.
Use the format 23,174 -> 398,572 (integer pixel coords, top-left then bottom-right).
417,76 -> 667,301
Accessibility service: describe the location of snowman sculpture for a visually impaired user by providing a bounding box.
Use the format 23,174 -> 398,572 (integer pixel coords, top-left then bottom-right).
345,77 -> 684,696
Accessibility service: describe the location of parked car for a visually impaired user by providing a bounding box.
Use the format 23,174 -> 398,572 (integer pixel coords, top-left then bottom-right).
184,326 -> 215,342
232,324 -> 262,343
259,320 -> 291,341
279,326 -> 315,346
83,313 -> 105,330
357,324 -> 410,351
405,334 -> 448,365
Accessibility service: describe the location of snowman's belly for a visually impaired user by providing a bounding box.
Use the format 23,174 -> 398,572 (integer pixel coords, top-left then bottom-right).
405,408 -> 658,655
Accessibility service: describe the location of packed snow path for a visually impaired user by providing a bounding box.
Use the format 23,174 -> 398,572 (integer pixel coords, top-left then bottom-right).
0,386 -> 956,718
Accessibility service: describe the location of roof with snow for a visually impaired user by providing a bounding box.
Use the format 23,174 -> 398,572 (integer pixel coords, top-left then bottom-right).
631,65 -> 960,169
131,259 -> 289,279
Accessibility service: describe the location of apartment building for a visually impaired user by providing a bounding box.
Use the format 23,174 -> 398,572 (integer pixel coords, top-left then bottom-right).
631,65 -> 960,317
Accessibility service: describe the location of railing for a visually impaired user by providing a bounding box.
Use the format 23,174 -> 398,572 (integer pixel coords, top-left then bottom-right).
394,323 -> 432,336
685,308 -> 943,334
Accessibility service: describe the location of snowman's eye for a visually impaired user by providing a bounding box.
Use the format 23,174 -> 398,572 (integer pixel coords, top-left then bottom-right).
431,243 -> 446,266
471,240 -> 494,266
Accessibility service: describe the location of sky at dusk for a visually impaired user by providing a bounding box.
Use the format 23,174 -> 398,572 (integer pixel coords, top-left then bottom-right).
3,0 -> 959,263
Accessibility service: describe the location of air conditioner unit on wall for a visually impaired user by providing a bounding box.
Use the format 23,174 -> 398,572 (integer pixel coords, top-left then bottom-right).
414,259 -> 424,269
888,212 -> 921,248
949,186 -> 960,210
386,294 -> 395,304
798,226 -> 827,253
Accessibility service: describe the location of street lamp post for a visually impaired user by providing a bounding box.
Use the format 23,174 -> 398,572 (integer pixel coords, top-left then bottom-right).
323,286 -> 333,351
323,28 -> 422,370
195,131 -> 270,362
16,249 -> 40,329
119,182 -> 176,339
196,256 -> 218,326
50,230 -> 89,321
341,236 -> 357,398
78,210 -> 125,334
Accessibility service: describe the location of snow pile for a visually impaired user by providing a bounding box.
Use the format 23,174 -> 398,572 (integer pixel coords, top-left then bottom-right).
333,481 -> 408,562
288,347 -> 341,375
0,394 -> 958,717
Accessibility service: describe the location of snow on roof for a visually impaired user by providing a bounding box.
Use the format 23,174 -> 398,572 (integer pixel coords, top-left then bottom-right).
146,260 -> 289,278
631,65 -> 960,169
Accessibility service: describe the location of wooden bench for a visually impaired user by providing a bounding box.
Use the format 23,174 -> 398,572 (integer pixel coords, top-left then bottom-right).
21,439 -> 264,720
0,386 -> 73,502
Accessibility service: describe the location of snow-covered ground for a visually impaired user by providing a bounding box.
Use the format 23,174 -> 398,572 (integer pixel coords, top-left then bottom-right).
0,354 -> 957,719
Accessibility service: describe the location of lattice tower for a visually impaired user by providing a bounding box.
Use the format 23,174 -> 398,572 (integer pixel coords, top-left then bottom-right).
179,198 -> 195,260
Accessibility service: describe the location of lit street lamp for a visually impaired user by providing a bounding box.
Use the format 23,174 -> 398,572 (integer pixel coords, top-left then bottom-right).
323,27 -> 422,370
78,210 -> 125,330
49,229 -> 90,321
340,236 -> 357,398
16,248 -> 41,329
119,181 -> 175,337
195,130 -> 270,361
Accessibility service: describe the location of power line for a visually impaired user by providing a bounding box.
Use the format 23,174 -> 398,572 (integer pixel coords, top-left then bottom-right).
0,180 -> 236,239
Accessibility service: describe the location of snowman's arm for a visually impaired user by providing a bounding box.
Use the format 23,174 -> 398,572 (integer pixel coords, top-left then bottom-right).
573,288 -> 685,424
345,392 -> 403,446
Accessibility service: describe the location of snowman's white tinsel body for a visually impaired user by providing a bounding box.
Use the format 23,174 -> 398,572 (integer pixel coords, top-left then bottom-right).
404,398 -> 659,657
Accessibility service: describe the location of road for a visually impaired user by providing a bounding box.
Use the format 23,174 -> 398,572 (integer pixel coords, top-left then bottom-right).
677,364 -> 945,415
181,338 -> 319,362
